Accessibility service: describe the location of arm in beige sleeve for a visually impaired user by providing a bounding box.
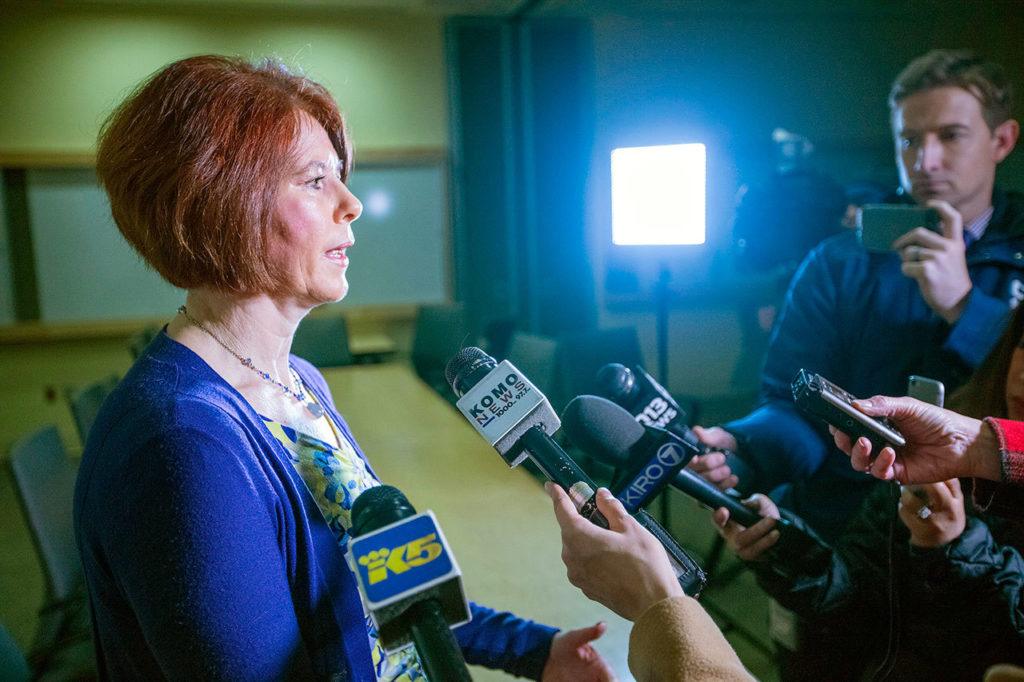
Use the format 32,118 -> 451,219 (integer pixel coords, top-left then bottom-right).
628,596 -> 754,682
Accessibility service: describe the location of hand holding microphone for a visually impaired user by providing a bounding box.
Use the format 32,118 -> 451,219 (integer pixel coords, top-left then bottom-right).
712,494 -> 784,563
546,482 -> 683,622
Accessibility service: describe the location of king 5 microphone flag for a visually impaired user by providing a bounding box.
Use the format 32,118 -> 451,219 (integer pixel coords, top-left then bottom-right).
349,503 -> 470,653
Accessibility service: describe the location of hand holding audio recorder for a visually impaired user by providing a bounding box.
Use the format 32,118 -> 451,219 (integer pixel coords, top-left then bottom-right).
792,369 -> 906,454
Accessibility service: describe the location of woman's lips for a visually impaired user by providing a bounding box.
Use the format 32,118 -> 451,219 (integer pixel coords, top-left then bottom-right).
325,247 -> 349,266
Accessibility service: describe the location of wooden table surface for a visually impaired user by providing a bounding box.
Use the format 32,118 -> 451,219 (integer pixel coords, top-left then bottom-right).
322,363 -> 632,680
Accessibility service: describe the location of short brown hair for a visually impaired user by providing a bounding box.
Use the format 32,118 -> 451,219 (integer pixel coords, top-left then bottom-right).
889,49 -> 1014,131
97,55 -> 351,293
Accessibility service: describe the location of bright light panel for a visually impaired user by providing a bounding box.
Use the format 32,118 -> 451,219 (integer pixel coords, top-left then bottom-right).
610,143 -> 706,245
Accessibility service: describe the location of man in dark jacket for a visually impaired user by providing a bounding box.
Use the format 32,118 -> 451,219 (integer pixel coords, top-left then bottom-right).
713,481 -> 1024,680
692,50 -> 1024,540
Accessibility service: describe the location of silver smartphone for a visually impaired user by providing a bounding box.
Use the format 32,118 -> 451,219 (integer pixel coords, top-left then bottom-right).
907,375 -> 945,408
904,376 -> 944,502
859,205 -> 941,252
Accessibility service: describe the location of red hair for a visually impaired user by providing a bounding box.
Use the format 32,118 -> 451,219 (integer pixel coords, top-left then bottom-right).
96,55 -> 351,293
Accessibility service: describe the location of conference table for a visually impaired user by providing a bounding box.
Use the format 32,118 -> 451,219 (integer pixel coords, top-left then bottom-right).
322,363 -> 632,680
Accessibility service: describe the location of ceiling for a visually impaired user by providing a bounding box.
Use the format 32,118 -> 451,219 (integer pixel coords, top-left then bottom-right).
24,0 -> 1012,19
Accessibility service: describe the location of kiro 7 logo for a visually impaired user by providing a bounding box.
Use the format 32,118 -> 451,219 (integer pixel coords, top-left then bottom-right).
622,442 -> 689,506
635,397 -> 678,429
357,533 -> 443,585
468,372 -> 531,426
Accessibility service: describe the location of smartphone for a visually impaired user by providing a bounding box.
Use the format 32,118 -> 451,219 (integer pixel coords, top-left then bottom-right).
902,376 -> 945,503
859,204 -> 941,252
792,369 -> 906,452
907,375 -> 945,408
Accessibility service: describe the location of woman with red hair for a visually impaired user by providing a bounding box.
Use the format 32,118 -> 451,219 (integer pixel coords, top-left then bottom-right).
74,55 -> 611,681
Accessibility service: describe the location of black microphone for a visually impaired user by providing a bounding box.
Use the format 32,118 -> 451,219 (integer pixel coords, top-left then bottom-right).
563,396 -> 830,575
595,363 -> 757,492
445,347 -> 610,528
349,485 -> 472,682
562,396 -> 700,513
446,347 -> 707,597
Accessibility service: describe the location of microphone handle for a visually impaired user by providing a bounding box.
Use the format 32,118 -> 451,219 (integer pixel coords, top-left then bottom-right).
633,509 -> 707,597
672,469 -> 763,527
406,600 -> 472,682
520,426 -> 610,529
670,470 -> 833,573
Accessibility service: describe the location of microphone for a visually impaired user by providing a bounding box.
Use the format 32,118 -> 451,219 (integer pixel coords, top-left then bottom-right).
445,347 -> 707,597
595,363 -> 757,491
562,396 -> 830,574
445,346 -> 610,529
348,485 -> 472,681
562,397 -> 700,512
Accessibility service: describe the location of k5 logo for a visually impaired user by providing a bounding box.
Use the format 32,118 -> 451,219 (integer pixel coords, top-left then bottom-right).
357,533 -> 443,584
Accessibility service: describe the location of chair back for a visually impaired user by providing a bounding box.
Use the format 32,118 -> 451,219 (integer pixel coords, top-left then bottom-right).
8,426 -> 82,605
552,327 -> 644,411
505,332 -> 559,404
411,304 -> 472,390
0,623 -> 29,682
292,315 -> 354,368
65,375 -> 119,446
127,325 -> 161,360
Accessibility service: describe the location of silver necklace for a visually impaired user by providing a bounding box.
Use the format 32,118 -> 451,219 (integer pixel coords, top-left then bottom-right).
178,305 -> 325,418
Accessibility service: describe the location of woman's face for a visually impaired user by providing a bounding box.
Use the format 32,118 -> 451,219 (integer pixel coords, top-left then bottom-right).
1006,347 -> 1024,420
269,112 -> 362,308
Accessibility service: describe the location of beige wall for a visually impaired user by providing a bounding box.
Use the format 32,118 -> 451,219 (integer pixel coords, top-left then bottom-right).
0,3 -> 448,156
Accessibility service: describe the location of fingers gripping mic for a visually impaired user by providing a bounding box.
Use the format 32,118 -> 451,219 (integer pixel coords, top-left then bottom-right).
596,363 -> 757,490
349,485 -> 472,681
563,396 -> 831,575
445,347 -> 610,529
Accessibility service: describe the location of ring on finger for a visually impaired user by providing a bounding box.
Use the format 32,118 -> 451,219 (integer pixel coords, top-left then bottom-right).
916,505 -> 933,520
907,245 -> 920,262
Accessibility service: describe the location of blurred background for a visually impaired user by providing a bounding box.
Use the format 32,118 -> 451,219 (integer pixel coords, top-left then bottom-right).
1,0 -> 1022,678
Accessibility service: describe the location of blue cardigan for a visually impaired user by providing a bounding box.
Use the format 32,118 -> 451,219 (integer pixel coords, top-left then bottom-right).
74,332 -> 556,680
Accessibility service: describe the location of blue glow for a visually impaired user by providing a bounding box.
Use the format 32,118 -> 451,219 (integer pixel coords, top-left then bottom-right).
610,143 -> 706,246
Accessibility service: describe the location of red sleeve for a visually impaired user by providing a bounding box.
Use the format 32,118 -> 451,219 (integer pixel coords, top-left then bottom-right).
971,418 -> 1024,518
985,418 -> 1024,483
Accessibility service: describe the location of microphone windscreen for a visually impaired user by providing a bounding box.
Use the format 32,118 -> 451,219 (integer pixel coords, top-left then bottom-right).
351,485 -> 417,538
594,363 -> 637,404
444,347 -> 494,395
561,395 -> 644,465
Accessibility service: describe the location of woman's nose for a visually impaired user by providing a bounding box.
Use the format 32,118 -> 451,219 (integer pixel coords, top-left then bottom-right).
336,183 -> 362,224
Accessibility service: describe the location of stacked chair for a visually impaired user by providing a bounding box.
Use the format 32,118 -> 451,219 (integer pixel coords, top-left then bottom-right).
64,376 -> 119,448
291,315 -> 354,368
410,303 -> 472,400
7,427 -> 95,679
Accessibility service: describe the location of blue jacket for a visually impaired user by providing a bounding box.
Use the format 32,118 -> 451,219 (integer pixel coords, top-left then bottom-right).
74,332 -> 556,680
726,189 -> 1024,540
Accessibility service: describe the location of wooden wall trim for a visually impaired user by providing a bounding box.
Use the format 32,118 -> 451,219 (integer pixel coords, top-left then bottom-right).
0,304 -> 420,345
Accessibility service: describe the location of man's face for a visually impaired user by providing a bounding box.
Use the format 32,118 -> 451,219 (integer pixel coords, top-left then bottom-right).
893,86 -> 1003,214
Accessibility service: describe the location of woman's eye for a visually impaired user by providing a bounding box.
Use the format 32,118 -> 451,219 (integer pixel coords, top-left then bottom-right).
307,175 -> 326,189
